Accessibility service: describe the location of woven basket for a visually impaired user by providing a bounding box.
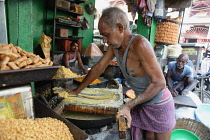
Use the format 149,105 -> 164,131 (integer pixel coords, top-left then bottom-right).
174,118 -> 210,140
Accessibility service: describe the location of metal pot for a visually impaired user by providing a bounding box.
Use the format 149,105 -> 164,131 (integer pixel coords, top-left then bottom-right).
62,111 -> 116,129
103,65 -> 123,79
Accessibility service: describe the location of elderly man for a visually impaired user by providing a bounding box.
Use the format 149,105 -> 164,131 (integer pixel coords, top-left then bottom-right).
68,7 -> 175,140
166,54 -> 194,97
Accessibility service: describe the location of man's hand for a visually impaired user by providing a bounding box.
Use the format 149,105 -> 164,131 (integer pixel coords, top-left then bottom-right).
170,89 -> 179,97
181,89 -> 189,96
70,67 -> 77,72
64,88 -> 78,96
116,105 -> 132,128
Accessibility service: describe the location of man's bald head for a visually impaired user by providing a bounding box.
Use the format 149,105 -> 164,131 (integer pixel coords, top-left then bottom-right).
176,54 -> 189,69
178,54 -> 189,61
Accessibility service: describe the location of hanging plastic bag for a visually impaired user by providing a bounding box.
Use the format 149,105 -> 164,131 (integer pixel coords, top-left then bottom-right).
81,18 -> 90,30
147,0 -> 157,13
138,0 -> 146,9
39,33 -> 52,59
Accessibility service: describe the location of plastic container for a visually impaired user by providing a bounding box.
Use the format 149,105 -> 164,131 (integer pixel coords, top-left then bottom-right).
171,129 -> 200,140
0,85 -> 34,119
195,104 -> 210,128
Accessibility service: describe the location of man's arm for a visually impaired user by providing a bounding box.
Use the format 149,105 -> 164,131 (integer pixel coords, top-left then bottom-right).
63,52 -> 70,68
166,69 -> 173,91
76,52 -> 86,72
166,69 -> 178,97
70,46 -> 115,95
181,76 -> 194,95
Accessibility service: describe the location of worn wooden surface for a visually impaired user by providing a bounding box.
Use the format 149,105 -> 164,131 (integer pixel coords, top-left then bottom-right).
118,116 -> 127,139
173,96 -> 197,108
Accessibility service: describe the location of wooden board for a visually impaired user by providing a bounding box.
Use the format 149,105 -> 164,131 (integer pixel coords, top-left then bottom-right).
173,96 -> 197,108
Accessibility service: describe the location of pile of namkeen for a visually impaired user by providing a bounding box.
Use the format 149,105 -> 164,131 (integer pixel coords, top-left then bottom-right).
155,21 -> 179,44
0,117 -> 74,140
0,43 -> 53,71
53,66 -> 82,79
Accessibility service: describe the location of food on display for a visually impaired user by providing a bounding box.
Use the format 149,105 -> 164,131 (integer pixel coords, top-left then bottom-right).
155,21 -> 179,44
53,66 -> 82,79
0,43 -> 53,71
109,60 -> 118,65
0,117 -> 74,140
126,89 -> 136,99
74,76 -> 101,84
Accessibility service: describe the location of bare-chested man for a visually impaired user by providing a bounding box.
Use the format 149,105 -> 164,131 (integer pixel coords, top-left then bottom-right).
68,7 -> 176,140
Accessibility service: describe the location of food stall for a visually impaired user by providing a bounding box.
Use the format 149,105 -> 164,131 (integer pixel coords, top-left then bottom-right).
1,0 -> 210,139
0,43 -> 89,140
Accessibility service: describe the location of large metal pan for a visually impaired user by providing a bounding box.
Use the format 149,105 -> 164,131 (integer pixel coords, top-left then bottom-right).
34,97 -> 88,140
62,111 -> 116,129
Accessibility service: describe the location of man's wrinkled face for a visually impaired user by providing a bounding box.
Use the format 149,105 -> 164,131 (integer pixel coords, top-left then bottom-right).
98,18 -> 123,49
176,57 -> 187,69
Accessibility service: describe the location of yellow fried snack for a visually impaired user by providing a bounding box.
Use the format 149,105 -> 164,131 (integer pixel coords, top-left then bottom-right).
53,66 -> 81,79
0,117 -> 74,140
74,76 -> 101,84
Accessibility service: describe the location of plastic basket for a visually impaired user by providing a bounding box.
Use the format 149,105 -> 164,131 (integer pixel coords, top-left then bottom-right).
171,129 -> 200,140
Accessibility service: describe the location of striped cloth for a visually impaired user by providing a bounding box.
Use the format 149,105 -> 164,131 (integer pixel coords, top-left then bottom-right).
131,88 -> 176,140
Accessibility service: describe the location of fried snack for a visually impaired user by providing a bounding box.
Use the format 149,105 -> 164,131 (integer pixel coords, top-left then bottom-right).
19,50 -> 27,56
53,66 -> 81,79
24,64 -> 37,69
8,62 -> 20,70
0,44 -> 12,54
0,56 -> 10,66
0,117 -> 74,140
26,52 -> 36,58
18,60 -> 28,68
11,46 -> 18,54
75,76 -> 101,84
49,61 -> 53,66
38,64 -> 49,67
0,43 -> 54,71
26,58 -> 33,65
39,57 -> 46,63
155,21 -> 179,44
0,65 -> 11,71
14,56 -> 27,65
15,46 -> 23,53
1,52 -> 19,61
34,61 -> 42,67
30,56 -> 40,64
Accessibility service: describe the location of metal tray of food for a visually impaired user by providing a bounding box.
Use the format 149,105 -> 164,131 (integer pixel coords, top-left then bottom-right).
0,66 -> 61,87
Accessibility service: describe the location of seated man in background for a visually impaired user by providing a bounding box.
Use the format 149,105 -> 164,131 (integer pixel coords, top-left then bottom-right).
166,54 -> 194,97
62,41 -> 87,74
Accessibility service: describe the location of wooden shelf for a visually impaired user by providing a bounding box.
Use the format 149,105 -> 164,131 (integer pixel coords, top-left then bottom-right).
55,36 -> 84,40
56,7 -> 83,16
56,21 -> 81,28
